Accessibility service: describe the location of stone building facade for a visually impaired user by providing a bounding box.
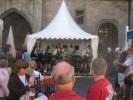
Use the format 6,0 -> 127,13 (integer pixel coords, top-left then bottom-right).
0,0 -> 132,51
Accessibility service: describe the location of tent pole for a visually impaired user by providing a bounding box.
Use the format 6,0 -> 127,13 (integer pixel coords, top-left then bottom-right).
0,19 -> 3,51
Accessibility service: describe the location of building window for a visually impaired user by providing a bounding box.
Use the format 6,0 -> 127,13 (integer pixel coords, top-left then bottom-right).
76,10 -> 84,24
98,23 -> 118,55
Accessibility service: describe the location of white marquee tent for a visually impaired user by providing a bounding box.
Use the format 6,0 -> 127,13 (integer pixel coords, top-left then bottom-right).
27,0 -> 98,59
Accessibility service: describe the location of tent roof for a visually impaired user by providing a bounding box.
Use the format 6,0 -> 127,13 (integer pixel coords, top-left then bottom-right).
127,29 -> 133,39
29,0 -> 96,40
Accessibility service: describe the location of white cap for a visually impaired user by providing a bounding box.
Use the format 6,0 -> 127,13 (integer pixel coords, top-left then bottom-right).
115,47 -> 120,52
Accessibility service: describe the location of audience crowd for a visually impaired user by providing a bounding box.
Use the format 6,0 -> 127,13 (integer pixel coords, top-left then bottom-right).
0,43 -> 133,100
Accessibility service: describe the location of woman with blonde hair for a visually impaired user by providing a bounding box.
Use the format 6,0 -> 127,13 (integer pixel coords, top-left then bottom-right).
28,60 -> 43,80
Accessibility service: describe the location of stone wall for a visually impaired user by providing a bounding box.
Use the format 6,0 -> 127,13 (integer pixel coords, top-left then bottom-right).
43,0 -> 129,48
0,0 -> 132,48
0,0 -> 43,33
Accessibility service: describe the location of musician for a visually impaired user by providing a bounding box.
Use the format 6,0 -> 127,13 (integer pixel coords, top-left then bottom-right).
43,45 -> 52,71
81,45 -> 92,72
37,42 -> 44,55
53,43 -> 64,62
35,42 -> 44,70
72,48 -> 78,56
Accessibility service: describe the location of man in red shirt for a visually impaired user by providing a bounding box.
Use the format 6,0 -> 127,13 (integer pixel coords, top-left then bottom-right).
87,58 -> 114,100
49,61 -> 85,100
16,48 -> 22,61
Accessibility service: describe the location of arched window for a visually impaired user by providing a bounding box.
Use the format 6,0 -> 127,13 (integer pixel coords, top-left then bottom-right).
98,23 -> 118,54
2,12 -> 32,48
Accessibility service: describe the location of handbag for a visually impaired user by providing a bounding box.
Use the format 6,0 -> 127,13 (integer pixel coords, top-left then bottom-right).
115,64 -> 126,73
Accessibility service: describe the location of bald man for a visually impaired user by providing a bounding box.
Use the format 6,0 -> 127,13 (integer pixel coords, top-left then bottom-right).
49,61 -> 85,100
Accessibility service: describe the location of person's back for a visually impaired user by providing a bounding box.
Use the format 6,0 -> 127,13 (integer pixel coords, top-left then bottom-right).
86,58 -> 114,100
22,50 -> 31,63
4,44 -> 15,68
0,51 -> 4,60
50,91 -> 85,100
49,61 -> 85,100
16,49 -> 22,61
119,50 -> 127,63
87,78 -> 113,100
0,59 -> 9,99
0,68 -> 9,96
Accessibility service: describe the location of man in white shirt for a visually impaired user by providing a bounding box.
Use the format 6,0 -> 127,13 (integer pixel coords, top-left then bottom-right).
81,45 -> 92,72
119,48 -> 133,99
53,43 -> 64,62
122,48 -> 133,74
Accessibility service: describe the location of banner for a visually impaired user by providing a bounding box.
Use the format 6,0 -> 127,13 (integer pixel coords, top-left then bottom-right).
6,26 -> 16,57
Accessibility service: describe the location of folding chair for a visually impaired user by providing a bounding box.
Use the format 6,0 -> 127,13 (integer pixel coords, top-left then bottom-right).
43,77 -> 56,97
34,74 -> 42,97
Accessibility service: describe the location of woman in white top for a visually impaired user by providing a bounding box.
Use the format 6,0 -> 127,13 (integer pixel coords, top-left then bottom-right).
27,60 -> 49,100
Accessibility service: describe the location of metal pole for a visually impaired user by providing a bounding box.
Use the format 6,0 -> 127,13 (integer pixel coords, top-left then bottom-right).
0,19 -> 3,51
128,0 -> 131,30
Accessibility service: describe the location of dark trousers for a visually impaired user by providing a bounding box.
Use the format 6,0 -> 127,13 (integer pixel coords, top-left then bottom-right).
0,97 -> 8,100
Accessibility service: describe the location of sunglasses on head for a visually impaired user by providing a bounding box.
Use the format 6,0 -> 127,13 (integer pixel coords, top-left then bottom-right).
22,67 -> 28,69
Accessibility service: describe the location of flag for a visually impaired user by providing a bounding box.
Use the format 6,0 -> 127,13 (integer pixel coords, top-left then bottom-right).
6,26 -> 16,57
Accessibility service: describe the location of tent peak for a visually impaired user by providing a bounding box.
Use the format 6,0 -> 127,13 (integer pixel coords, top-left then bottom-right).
27,0 -> 98,59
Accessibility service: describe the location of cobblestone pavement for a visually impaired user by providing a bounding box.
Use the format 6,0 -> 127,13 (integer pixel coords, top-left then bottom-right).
73,76 -> 115,98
